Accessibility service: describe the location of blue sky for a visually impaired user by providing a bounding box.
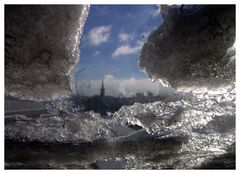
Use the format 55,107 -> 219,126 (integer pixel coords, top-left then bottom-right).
73,5 -> 165,96
74,5 -> 163,81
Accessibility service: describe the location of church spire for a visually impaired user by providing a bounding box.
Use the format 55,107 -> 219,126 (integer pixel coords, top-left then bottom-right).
100,75 -> 105,97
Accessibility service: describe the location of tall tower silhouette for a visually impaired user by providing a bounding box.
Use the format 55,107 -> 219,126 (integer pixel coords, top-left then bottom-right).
100,75 -> 105,98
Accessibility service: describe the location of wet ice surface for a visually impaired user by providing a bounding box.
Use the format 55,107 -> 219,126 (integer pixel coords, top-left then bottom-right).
5,85 -> 235,169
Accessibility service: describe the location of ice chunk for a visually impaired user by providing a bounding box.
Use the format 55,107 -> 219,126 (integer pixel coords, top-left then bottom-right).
5,5 -> 89,101
140,5 -> 235,87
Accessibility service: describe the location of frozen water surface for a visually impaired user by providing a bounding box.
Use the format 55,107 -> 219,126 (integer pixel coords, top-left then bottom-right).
5,85 -> 235,169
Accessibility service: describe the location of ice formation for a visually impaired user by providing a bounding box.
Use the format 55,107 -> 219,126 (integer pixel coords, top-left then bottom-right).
5,5 -> 236,169
5,85 -> 235,168
5,5 -> 89,100
140,5 -> 235,87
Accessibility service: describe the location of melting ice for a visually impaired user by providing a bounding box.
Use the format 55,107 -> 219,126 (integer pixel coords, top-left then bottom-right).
5,85 -> 235,169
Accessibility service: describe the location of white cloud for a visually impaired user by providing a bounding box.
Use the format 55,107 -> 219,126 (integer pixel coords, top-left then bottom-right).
104,74 -> 114,81
77,75 -> 169,97
112,40 -> 144,58
118,33 -> 130,42
88,25 -> 111,46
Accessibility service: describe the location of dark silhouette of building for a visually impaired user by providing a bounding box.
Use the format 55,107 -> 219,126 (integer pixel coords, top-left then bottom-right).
100,75 -> 105,98
71,75 -> 190,118
99,75 -> 106,116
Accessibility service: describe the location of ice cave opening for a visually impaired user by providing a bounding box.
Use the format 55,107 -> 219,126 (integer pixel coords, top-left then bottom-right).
4,5 -> 236,169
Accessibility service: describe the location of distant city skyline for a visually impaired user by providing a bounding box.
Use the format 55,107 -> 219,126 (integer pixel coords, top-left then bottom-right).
74,5 -> 163,96
76,74 -> 172,97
